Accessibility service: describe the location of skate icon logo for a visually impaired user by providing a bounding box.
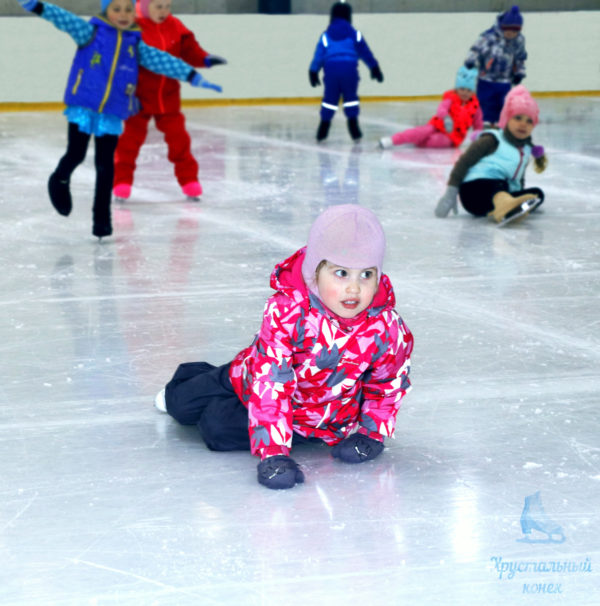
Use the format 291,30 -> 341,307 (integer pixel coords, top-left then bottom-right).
517,491 -> 565,544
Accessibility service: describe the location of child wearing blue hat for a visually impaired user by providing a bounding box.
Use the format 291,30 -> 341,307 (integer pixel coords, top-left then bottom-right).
15,0 -> 221,239
464,5 -> 528,125
379,66 -> 483,149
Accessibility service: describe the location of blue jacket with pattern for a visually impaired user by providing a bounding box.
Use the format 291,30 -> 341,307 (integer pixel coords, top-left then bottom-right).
35,2 -> 199,120
464,20 -> 527,84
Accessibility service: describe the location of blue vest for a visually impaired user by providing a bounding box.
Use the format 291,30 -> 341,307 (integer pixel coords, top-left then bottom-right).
64,17 -> 142,120
464,130 -> 532,192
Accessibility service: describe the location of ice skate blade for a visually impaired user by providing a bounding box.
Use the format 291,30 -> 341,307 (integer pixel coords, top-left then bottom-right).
114,197 -> 127,204
186,195 -> 201,202
498,198 -> 543,227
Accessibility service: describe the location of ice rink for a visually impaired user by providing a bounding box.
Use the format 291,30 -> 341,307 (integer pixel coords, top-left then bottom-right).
1,97 -> 599,604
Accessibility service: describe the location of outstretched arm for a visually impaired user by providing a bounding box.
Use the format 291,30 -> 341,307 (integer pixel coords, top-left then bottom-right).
17,1 -> 94,46
138,41 -> 222,91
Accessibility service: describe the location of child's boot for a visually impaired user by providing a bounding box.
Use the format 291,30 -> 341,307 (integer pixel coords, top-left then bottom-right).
379,136 -> 393,149
316,120 -> 331,142
182,181 -> 203,200
347,117 -> 362,141
113,183 -> 131,201
154,388 -> 167,413
489,192 -> 539,223
48,172 -> 72,216
92,201 -> 113,239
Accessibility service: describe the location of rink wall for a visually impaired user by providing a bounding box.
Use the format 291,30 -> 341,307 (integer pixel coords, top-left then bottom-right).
1,11 -> 599,109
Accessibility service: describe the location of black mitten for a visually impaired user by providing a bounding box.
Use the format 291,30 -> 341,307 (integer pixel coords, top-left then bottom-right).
464,60 -> 475,69
309,70 -> 320,87
512,74 -> 524,85
331,433 -> 384,464
257,455 -> 305,489
370,64 -> 383,82
205,54 -> 227,67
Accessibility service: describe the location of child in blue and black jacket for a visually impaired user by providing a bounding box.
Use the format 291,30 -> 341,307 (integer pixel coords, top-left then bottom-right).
309,1 -> 383,142
15,0 -> 221,239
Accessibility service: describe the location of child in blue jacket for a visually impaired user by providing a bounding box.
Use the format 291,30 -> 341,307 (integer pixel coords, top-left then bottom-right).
434,86 -> 547,224
309,1 -> 383,142
16,0 -> 221,239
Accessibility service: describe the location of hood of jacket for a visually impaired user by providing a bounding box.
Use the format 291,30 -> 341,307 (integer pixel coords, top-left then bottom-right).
270,247 -> 396,324
326,18 -> 356,42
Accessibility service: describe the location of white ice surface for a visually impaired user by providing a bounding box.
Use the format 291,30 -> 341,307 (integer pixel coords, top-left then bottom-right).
1,98 -> 599,605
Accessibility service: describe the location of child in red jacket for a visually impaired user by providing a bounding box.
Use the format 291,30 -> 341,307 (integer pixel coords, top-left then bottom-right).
113,0 -> 226,201
379,67 -> 483,149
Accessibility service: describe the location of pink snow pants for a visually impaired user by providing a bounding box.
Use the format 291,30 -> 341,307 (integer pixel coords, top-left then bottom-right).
391,124 -> 453,148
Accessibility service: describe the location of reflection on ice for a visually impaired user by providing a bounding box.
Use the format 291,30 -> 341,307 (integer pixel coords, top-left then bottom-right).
0,97 -> 599,605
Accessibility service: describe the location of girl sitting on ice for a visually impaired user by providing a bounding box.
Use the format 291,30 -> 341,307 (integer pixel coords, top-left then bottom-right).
156,205 -> 414,490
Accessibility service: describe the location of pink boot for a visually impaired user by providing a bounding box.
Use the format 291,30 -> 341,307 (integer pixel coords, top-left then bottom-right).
182,181 -> 202,199
113,183 -> 131,200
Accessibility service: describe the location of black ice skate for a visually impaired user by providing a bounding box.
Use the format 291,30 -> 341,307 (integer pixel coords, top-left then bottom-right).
92,204 -> 113,239
48,172 -> 73,216
347,117 -> 362,142
316,120 -> 331,142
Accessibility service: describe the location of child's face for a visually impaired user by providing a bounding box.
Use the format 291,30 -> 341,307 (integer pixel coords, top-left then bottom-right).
106,0 -> 135,30
316,261 -> 378,319
456,87 -> 473,102
502,29 -> 519,40
507,114 -> 534,139
148,0 -> 172,23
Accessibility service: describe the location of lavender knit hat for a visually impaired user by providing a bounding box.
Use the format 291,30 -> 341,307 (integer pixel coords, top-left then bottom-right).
302,205 -> 386,291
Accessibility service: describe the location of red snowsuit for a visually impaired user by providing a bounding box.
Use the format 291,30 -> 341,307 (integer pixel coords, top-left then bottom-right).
429,90 -> 482,147
390,90 -> 483,149
113,14 -> 210,189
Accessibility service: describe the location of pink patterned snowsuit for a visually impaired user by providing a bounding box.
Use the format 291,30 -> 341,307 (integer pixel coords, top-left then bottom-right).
229,248 -> 414,460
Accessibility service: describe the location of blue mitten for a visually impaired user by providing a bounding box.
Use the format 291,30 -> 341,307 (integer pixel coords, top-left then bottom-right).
331,433 -> 384,464
205,54 -> 227,67
17,0 -> 38,10
257,455 -> 305,489
190,72 -> 222,93
443,116 -> 454,133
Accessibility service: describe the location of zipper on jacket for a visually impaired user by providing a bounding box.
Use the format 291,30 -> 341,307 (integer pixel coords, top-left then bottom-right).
512,147 -> 524,181
157,28 -> 167,114
125,83 -> 136,112
71,69 -> 84,95
98,30 -> 123,114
